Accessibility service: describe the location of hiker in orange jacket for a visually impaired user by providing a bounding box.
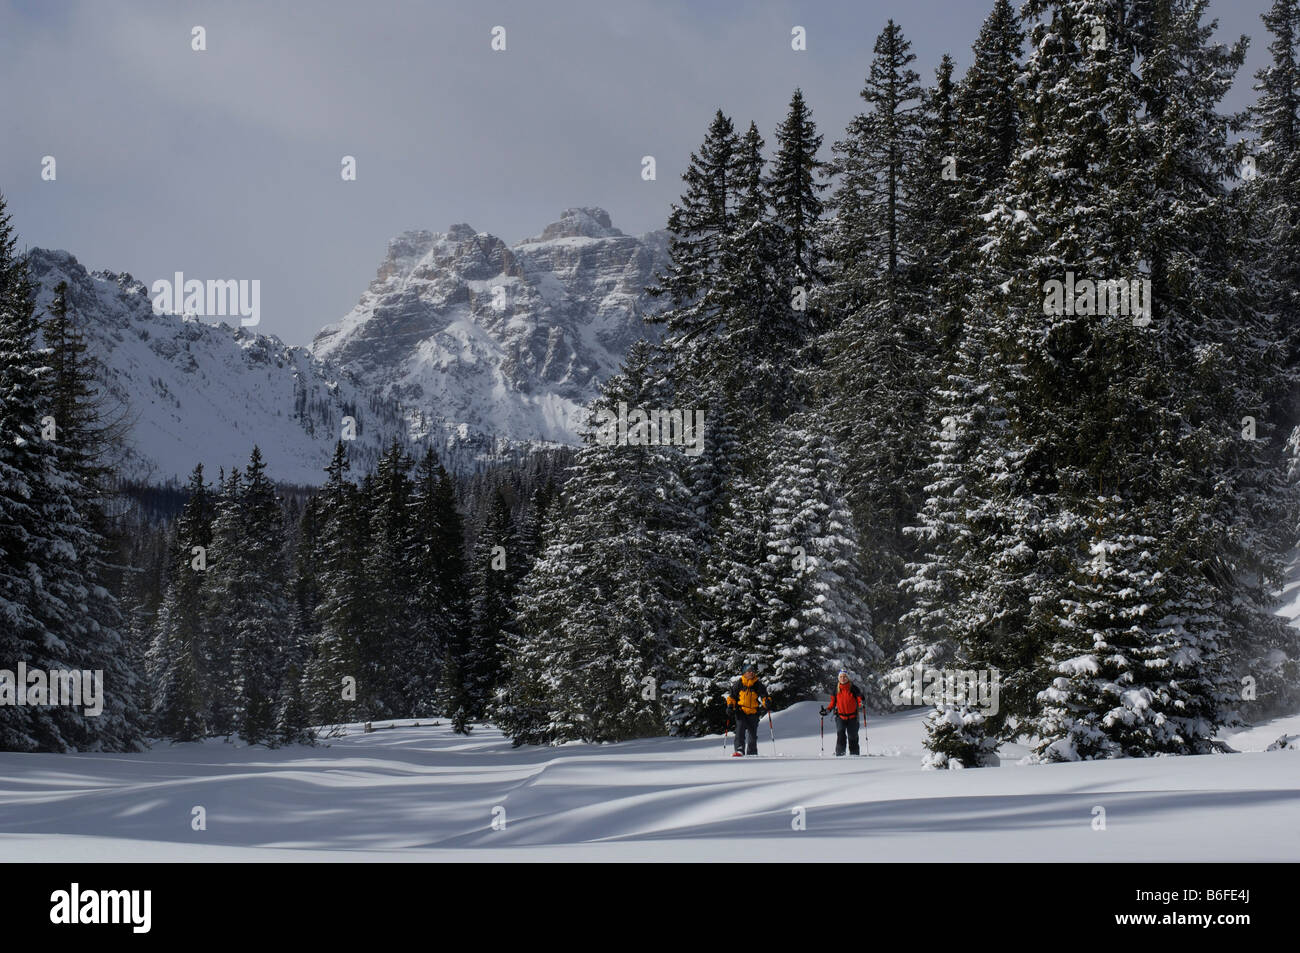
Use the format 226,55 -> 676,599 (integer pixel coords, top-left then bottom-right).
726,667 -> 770,757
821,670 -> 865,756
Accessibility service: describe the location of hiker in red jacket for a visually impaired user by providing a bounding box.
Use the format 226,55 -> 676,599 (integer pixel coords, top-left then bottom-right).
820,670 -> 865,756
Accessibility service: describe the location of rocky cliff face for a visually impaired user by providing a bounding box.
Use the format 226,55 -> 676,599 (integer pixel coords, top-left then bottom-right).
25,249 -> 409,486
311,208 -> 669,444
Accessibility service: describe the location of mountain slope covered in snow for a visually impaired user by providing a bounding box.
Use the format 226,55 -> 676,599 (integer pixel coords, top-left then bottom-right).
25,249 -> 409,486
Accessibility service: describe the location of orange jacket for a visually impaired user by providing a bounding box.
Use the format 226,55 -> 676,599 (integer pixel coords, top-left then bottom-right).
827,682 -> 864,718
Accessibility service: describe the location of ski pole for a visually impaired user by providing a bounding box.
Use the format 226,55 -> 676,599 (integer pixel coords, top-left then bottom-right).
767,709 -> 776,757
723,712 -> 729,753
819,711 -> 824,757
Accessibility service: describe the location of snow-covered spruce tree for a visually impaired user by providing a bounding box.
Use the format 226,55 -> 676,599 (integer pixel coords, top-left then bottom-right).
305,443 -> 371,727
720,121 -> 800,421
516,477 -> 556,570
1092,0 -> 1295,750
657,118 -> 792,731
205,447 -> 292,745
0,194 -> 68,751
499,341 -> 699,744
1250,0 -> 1300,412
759,420 -> 880,705
817,20 -> 931,664
892,55 -> 968,645
407,445 -> 465,718
671,452 -> 771,734
35,278 -> 142,751
892,6 -> 1025,763
965,0 -> 1162,761
148,464 -> 214,741
954,0 -> 1024,203
200,467 -> 239,735
488,491 -> 572,746
1142,0 -> 1300,728
274,659 -> 314,746
287,489 -> 324,724
905,56 -> 968,355
1232,0 -> 1300,718
363,440 -> 417,719
770,88 -> 828,289
459,487 -> 522,723
822,20 -> 923,304
768,87 -> 830,384
648,109 -> 740,389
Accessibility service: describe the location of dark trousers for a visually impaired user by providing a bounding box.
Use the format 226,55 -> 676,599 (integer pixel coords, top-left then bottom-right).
735,712 -> 760,754
835,714 -> 860,756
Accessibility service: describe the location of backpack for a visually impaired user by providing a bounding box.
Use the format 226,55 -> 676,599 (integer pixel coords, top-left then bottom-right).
733,676 -> 765,715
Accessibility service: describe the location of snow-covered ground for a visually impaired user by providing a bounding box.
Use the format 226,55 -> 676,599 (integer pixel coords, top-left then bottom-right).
1,702 -> 1297,862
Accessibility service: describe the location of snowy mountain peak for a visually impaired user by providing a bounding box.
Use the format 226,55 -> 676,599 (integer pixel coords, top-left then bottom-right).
526,207 -> 623,242
311,208 -> 668,445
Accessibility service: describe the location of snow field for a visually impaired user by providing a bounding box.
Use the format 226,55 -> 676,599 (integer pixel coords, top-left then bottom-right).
1,702 -> 1296,862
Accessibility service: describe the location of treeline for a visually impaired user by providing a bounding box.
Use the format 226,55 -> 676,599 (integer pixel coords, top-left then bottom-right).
134,442 -> 565,745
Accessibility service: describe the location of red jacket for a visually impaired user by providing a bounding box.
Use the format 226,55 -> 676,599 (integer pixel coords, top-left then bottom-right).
827,683 -> 864,718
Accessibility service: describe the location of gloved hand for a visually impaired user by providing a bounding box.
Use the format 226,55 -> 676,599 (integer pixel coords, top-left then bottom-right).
818,707 -> 827,716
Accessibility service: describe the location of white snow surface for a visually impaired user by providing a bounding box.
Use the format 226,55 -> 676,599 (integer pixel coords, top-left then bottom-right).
2,702 -> 1297,862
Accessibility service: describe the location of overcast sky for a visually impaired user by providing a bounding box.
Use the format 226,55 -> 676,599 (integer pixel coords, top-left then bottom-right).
0,0 -> 1282,346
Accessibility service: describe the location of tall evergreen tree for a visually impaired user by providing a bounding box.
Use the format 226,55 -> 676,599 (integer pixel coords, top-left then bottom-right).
148,465 -> 214,741
759,421 -> 880,703
892,8 -> 1024,705
206,448 -> 291,745
818,20 -> 931,665
0,193 -> 63,750
649,109 -> 741,365
306,444 -> 371,727
408,445 -> 465,718
459,487 -> 521,722
769,88 -> 829,289
365,441 -> 416,717
499,342 -> 699,744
